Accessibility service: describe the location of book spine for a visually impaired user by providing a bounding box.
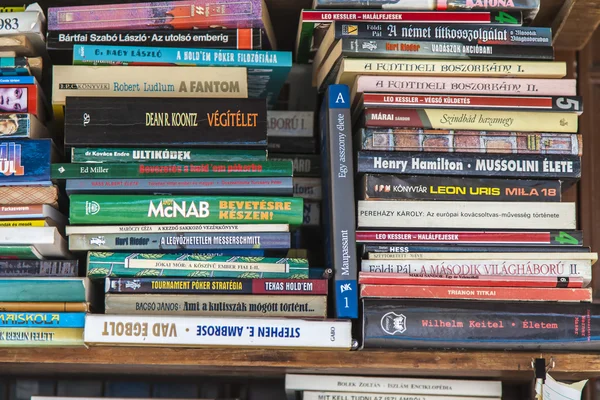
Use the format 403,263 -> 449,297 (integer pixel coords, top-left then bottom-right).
267,111 -> 314,137
362,299 -> 600,350
293,178 -> 322,200
0,220 -> 49,227
64,96 -> 266,148
357,201 -> 576,229
0,186 -> 59,206
285,373 -> 501,397
357,151 -> 581,179
106,278 -> 328,295
303,201 -> 321,226
321,84 -> 358,319
47,29 -> 263,51
362,174 -> 562,201
358,129 -> 582,155
53,161 -> 293,179
0,139 -> 51,186
335,22 -> 551,46
362,108 -> 578,133
71,148 -> 267,163
341,39 -> 553,60
65,223 -> 289,235
268,154 -> 321,177
84,314 -> 352,349
72,45 -> 291,109
69,232 -> 292,251
360,94 -> 582,113
268,136 -> 317,154
356,230 -> 584,246
52,66 -> 249,108
48,0 -> 266,31
87,252 -> 309,280
0,327 -> 84,346
360,285 -> 592,302
0,12 -> 44,37
104,294 -> 327,318
365,251 -> 596,260
0,205 -> 46,218
0,279 -> 87,302
65,177 -> 294,196
0,302 -> 89,312
355,76 -> 577,96
360,259 -> 591,283
0,6 -> 26,12
69,195 -> 304,225
358,273 -> 584,288
0,85 -> 41,120
317,0 -> 538,14
302,392 -> 500,400
0,245 -> 43,259
0,260 -> 79,277
0,312 -> 86,328
362,244 -> 591,253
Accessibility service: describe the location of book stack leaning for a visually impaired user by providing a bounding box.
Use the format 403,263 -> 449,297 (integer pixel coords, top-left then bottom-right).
0,4 -> 87,347
47,0 -> 352,349
312,0 -> 600,348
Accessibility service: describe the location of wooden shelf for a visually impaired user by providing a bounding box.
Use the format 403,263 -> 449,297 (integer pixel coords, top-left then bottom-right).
1,348 -> 600,380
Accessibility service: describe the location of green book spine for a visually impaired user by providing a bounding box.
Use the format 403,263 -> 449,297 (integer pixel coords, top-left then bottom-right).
71,148 -> 268,163
0,279 -> 88,301
0,246 -> 43,260
52,161 -> 292,179
87,252 -> 309,279
70,195 -> 304,225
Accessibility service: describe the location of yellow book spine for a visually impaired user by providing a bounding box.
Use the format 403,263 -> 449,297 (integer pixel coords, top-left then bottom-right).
0,328 -> 84,347
0,220 -> 48,227
0,302 -> 89,312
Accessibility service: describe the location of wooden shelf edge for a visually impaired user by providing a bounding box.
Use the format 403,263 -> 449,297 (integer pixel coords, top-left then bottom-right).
1,348 -> 600,380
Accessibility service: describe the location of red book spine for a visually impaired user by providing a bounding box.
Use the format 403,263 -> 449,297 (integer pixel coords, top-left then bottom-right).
360,284 -> 593,302
251,279 -> 328,295
358,272 -> 585,288
356,230 -> 560,244
302,10 -> 503,23
0,85 -> 40,118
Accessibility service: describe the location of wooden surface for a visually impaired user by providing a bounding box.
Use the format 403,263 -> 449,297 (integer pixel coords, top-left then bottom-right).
1,347 -> 600,380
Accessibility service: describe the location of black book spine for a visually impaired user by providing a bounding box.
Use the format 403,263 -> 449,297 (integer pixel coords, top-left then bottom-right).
47,29 -> 263,51
0,260 -> 79,276
64,97 -> 267,148
362,299 -> 600,350
269,154 -> 321,177
357,151 -> 581,179
361,174 -> 562,201
268,137 -> 317,154
361,244 -> 592,254
334,22 -> 552,47
341,38 -> 554,60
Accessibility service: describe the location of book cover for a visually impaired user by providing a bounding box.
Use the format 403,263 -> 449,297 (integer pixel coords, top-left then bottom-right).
84,315 -> 352,349
320,84 -> 358,319
0,139 -> 52,186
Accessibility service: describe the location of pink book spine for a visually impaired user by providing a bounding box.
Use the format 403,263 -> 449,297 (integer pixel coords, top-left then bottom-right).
355,76 -> 577,97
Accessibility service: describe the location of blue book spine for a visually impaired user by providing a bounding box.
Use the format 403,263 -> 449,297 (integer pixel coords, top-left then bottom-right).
0,279 -> 88,302
0,76 -> 36,85
73,44 -> 292,109
0,139 -> 51,186
320,84 -> 357,319
0,312 -> 85,328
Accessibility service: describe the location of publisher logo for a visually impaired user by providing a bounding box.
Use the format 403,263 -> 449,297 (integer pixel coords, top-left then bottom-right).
342,24 -> 358,35
381,312 -> 406,335
374,184 -> 391,193
59,83 -> 110,90
83,113 -> 90,126
85,201 -> 101,215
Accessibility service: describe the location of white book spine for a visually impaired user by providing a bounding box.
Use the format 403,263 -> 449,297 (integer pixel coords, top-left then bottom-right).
65,223 -> 290,235
357,201 -> 576,230
0,11 -> 44,35
285,374 -> 501,398
302,392 -> 501,400
0,227 -> 58,244
84,315 -> 352,349
267,111 -> 314,137
361,259 -> 592,285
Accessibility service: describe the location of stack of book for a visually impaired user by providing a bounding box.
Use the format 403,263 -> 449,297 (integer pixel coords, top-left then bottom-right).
311,1 -> 600,349
285,374 -> 502,400
45,0 -> 353,350
0,4 -> 88,347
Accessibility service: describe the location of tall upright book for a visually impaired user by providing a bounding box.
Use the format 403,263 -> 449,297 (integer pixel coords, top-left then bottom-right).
320,84 -> 357,318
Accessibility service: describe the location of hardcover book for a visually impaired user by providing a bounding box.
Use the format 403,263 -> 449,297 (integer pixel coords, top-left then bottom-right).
64,97 -> 267,148
72,45 -> 292,109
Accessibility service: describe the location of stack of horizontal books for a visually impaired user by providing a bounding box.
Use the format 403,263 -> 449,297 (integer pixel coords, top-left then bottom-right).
0,4 -> 89,347
44,0 -> 352,350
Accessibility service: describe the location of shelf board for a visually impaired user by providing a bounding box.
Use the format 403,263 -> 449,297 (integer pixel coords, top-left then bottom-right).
1,348 -> 599,380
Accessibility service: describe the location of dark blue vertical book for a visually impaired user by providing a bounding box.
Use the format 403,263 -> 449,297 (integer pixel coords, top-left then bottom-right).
0,139 -> 53,186
320,84 -> 357,319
